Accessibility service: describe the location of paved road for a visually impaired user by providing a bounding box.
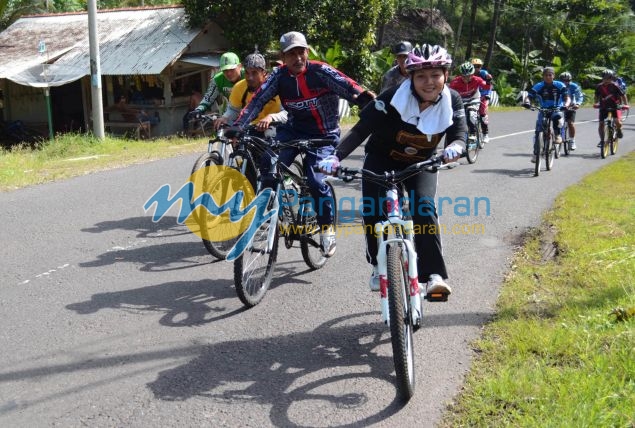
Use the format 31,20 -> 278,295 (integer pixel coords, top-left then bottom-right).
1,108 -> 632,427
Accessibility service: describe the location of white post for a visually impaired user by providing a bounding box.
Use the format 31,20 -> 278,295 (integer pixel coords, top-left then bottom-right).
88,0 -> 105,139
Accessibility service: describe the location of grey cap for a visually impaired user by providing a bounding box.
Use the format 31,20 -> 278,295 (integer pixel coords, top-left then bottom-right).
392,41 -> 413,55
280,31 -> 309,53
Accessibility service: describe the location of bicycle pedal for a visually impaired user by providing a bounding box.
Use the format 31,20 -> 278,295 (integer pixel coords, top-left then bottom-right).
424,292 -> 449,302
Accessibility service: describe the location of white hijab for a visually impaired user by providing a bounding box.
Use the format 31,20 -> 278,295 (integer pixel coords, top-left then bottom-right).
390,79 -> 453,135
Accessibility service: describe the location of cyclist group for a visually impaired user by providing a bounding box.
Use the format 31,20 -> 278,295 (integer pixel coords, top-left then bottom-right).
522,67 -> 628,160
189,31 -> 628,304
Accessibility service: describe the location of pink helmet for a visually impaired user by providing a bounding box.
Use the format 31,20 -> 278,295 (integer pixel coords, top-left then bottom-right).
405,44 -> 452,72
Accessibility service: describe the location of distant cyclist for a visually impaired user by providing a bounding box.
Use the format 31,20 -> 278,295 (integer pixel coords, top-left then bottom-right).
471,58 -> 493,143
189,52 -> 244,119
558,71 -> 583,151
522,67 -> 570,163
448,62 -> 488,143
380,41 -> 412,92
593,69 -> 629,146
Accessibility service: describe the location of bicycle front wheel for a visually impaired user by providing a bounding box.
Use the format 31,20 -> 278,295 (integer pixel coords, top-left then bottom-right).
233,194 -> 279,307
534,133 -> 542,177
611,123 -> 619,155
190,152 -> 238,260
300,180 -> 338,270
544,131 -> 554,171
601,120 -> 612,159
387,244 -> 415,402
476,120 -> 485,149
465,134 -> 479,164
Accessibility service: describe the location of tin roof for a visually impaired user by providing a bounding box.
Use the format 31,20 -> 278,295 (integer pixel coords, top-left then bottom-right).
0,6 -> 201,79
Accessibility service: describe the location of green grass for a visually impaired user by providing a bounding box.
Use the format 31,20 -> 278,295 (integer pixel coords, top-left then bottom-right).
441,152 -> 635,427
0,133 -> 207,191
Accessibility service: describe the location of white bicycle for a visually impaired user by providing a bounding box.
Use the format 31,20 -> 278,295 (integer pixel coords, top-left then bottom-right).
333,154 -> 458,401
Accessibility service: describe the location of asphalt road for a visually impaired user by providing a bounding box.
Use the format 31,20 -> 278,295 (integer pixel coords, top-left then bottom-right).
1,108 -> 632,427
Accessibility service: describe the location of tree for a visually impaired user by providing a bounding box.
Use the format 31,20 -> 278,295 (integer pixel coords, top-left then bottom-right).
182,0 -> 397,87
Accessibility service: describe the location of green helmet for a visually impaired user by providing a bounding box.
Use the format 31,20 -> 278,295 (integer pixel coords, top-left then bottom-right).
219,52 -> 240,71
459,61 -> 474,76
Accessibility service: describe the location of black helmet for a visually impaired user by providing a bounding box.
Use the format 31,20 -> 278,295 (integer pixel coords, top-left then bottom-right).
244,53 -> 266,70
602,69 -> 615,79
391,41 -> 413,55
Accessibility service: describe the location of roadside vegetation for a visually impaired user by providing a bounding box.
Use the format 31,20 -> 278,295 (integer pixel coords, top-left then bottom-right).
441,152 -> 635,427
0,133 -> 206,191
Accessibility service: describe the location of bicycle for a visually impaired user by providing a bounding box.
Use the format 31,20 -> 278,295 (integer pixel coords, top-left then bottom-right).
524,103 -> 563,176
463,98 -> 483,164
595,106 -> 623,159
331,154 -> 459,401
557,106 -> 575,158
227,127 -> 338,307
187,113 -> 217,138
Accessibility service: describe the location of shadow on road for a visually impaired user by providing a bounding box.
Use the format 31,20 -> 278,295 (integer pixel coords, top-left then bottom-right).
66,278 -> 245,327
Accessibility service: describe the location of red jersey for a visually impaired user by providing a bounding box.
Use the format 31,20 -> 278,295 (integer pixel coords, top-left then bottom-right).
448,75 -> 488,103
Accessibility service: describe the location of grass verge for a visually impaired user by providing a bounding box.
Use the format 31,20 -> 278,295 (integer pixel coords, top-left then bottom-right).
0,133 -> 207,192
441,151 -> 635,427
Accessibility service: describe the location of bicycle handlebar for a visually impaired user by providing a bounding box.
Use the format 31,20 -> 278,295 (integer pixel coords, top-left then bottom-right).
315,154 -> 461,184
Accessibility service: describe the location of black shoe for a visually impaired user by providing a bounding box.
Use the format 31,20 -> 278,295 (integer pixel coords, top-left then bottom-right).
617,129 -> 623,139
597,141 -> 603,148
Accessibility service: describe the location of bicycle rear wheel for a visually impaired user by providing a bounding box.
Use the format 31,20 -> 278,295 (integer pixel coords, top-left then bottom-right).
233,193 -> 279,307
387,244 -> 415,402
300,179 -> 338,270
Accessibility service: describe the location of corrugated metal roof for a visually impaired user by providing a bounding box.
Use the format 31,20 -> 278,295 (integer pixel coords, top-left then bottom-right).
0,6 -> 200,79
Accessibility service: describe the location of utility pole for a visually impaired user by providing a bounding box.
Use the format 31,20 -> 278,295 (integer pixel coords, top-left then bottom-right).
88,0 -> 104,139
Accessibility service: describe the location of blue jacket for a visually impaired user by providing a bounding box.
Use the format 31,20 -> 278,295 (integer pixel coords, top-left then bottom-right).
565,81 -> 584,105
528,80 -> 569,108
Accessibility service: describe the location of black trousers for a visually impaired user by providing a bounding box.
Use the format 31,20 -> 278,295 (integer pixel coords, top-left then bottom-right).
361,153 -> 448,281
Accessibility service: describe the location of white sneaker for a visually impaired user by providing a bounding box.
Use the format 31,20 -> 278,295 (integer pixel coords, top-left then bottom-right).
319,227 -> 336,258
569,140 -> 576,151
483,134 -> 490,144
369,266 -> 380,292
426,274 -> 452,295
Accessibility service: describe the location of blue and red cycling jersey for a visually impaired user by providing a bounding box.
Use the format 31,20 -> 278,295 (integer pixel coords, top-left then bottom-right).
528,80 -> 569,108
235,60 -> 363,137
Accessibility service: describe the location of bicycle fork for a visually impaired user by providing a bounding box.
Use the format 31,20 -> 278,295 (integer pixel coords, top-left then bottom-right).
375,188 -> 422,327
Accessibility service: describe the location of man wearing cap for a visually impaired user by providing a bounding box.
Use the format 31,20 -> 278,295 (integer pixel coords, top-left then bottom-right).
214,52 -> 287,130
231,31 -> 375,258
189,52 -> 244,118
380,41 -> 413,92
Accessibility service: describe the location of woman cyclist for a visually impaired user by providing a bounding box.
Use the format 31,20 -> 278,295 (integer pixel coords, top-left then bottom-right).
318,44 -> 466,300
